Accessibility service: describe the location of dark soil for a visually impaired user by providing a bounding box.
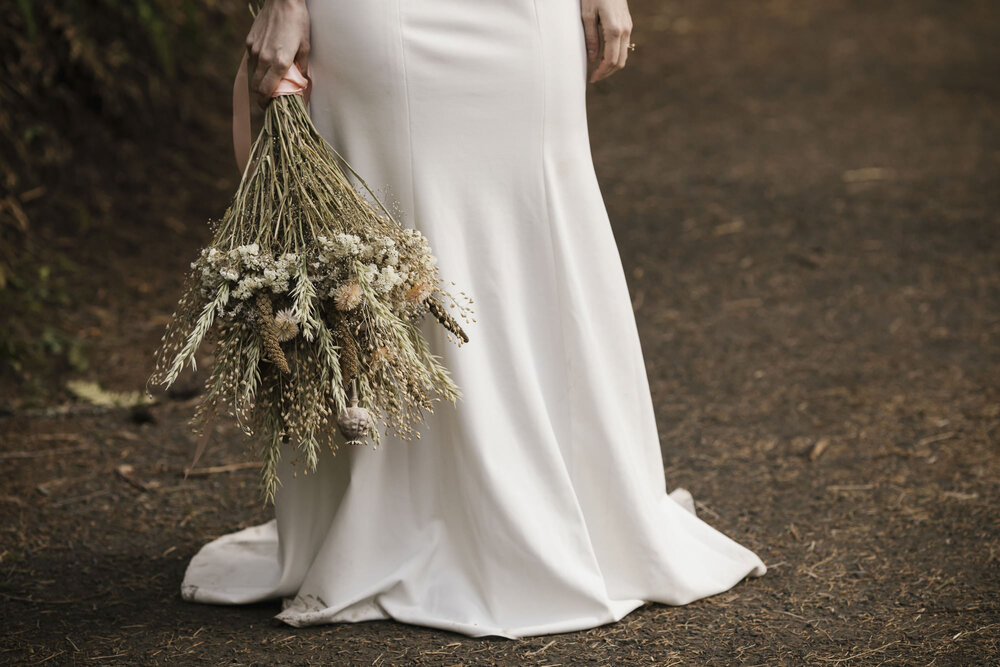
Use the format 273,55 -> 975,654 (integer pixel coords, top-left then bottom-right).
2,0 -> 998,664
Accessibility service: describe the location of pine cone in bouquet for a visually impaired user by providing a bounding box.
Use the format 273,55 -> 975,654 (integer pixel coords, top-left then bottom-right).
146,59 -> 474,504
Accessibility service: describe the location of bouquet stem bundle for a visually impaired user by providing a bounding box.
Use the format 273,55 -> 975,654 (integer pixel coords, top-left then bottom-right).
147,83 -> 473,504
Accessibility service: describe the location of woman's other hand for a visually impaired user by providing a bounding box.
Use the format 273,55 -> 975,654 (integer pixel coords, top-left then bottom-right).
581,0 -> 633,83
245,0 -> 311,109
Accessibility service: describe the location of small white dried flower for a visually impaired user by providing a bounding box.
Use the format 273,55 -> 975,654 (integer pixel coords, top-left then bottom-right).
374,265 -> 402,294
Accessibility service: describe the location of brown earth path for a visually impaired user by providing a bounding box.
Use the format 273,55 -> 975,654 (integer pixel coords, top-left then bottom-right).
2,0 -> 998,664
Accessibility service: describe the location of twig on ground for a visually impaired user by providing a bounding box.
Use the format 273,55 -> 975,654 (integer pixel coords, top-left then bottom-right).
182,461 -> 262,476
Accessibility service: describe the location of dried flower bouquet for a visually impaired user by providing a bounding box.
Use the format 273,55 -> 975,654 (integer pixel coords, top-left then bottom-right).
146,85 -> 473,504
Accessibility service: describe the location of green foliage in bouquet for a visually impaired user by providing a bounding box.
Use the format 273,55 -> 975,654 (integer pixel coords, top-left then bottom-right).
146,92 -> 474,504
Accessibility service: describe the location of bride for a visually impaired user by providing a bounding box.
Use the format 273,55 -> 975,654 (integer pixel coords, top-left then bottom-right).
181,0 -> 767,638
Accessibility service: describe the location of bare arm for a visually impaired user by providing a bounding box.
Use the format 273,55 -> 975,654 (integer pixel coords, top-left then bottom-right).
245,0 -> 311,108
581,0 -> 633,83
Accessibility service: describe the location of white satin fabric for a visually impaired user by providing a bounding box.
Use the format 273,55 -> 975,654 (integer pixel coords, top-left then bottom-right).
181,0 -> 766,638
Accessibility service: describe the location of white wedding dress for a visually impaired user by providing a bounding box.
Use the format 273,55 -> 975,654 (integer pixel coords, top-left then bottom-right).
180,0 -> 766,638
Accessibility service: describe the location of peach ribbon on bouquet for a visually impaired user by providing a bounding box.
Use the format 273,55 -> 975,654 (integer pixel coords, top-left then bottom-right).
182,55 -> 312,479
232,52 -> 312,173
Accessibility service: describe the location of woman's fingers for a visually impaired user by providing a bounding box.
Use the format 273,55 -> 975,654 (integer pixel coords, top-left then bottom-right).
246,33 -> 261,99
295,36 -> 311,78
617,22 -> 631,70
589,14 -> 623,82
582,0 -> 633,83
256,48 -> 296,107
582,8 -> 600,61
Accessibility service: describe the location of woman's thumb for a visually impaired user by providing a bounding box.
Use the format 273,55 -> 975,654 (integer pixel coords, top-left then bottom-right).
295,40 -> 311,78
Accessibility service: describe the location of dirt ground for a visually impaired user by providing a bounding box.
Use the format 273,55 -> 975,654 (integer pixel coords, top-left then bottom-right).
2,0 -> 998,664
